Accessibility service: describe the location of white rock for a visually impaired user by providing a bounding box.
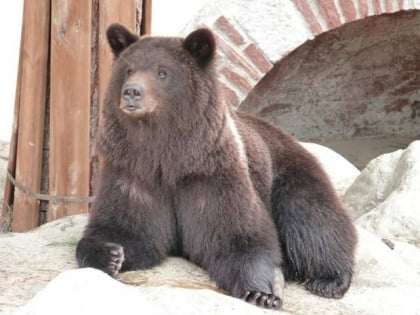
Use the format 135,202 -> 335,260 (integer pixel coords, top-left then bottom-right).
0,215 -> 87,314
16,267 -> 283,315
392,240 -> 420,275
300,142 -> 360,196
343,149 -> 403,218
344,141 -> 420,242
11,225 -> 420,315
16,268 -> 165,315
282,227 -> 420,315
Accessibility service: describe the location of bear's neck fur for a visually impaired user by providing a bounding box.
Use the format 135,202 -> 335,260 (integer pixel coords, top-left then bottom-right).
98,80 -> 239,187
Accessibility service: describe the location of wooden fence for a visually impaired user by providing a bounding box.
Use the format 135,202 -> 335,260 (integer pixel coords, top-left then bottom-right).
2,0 -> 150,232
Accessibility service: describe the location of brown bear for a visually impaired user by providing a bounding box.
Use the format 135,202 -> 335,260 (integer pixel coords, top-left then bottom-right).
76,24 -> 357,310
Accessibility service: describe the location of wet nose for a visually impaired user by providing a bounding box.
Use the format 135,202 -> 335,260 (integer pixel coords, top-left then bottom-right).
122,82 -> 144,102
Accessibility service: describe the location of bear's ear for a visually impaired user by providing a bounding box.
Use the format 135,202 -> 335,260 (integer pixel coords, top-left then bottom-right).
183,28 -> 216,67
106,23 -> 139,57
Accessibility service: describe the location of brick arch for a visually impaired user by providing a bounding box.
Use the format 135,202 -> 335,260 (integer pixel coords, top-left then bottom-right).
239,9 -> 420,167
190,0 -> 419,108
294,0 -> 413,35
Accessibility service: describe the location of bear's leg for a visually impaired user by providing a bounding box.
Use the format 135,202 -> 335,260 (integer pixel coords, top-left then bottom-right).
176,177 -> 282,310
271,164 -> 356,299
76,169 -> 175,276
76,221 -> 172,277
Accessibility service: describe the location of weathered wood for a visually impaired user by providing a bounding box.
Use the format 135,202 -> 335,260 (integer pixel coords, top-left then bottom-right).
141,0 -> 152,35
3,0 -> 147,229
10,0 -> 51,232
98,0 -> 141,116
48,0 -> 92,221
94,0 -> 141,179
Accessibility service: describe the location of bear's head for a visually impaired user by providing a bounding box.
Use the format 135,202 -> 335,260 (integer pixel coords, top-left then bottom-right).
105,24 -> 217,122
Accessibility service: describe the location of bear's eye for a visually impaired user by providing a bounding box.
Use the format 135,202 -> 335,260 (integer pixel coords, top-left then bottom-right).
157,69 -> 167,80
126,68 -> 133,76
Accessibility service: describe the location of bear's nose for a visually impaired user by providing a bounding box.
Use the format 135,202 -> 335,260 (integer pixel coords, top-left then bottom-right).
122,82 -> 144,104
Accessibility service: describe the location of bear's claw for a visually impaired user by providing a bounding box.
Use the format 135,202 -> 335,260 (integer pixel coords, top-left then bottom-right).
240,291 -> 282,310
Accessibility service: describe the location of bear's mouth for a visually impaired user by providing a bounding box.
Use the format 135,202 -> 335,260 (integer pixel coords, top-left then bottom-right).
120,103 -> 155,119
123,104 -> 141,112
121,104 -> 145,115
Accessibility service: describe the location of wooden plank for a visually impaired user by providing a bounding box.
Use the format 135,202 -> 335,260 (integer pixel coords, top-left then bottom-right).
94,0 -> 141,180
98,0 -> 141,117
10,0 -> 51,232
48,0 -> 92,221
141,0 -> 152,35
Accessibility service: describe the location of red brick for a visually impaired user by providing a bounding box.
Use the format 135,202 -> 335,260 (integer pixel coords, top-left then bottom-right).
339,0 -> 357,22
219,81 -> 240,107
221,67 -> 253,93
215,16 -> 244,45
294,0 -> 323,35
359,0 -> 369,17
318,0 -> 342,29
373,0 -> 382,14
244,43 -> 272,74
214,33 -> 261,81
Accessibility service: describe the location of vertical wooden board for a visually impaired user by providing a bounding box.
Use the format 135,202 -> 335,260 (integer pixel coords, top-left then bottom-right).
49,0 -> 92,221
11,0 -> 51,232
141,0 -> 152,35
94,0 -> 141,178
98,0 -> 141,116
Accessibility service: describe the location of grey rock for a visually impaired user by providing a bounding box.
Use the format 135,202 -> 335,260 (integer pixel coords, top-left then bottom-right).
301,142 -> 360,196
0,215 -> 86,314
344,141 -> 420,243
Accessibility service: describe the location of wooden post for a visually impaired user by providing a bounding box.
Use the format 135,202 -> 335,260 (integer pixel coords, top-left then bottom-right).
10,0 -> 51,232
48,0 -> 92,221
98,0 -> 141,118
3,0 -> 147,231
93,0 -> 141,178
141,0 -> 152,35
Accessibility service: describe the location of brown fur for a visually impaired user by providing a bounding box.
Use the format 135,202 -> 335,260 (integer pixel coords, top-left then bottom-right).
76,25 -> 356,310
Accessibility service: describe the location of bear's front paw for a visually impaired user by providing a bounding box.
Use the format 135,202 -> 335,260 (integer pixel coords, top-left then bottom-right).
103,242 -> 125,277
77,238 -> 126,276
305,273 -> 351,299
240,291 -> 282,310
